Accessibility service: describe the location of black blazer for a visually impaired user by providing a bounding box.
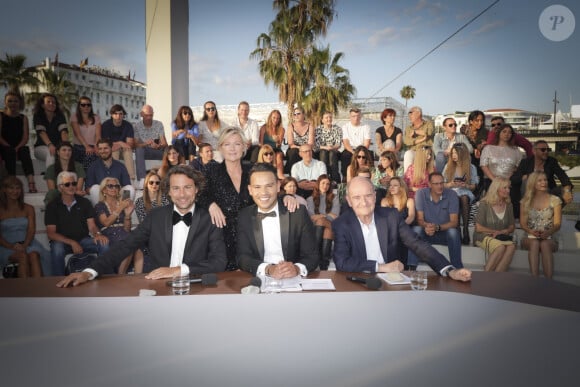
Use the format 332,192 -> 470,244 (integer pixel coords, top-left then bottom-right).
236,200 -> 320,275
90,205 -> 226,275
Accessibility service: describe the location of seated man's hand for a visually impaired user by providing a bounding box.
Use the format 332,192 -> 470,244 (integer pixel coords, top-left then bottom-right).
56,272 -> 91,288
268,262 -> 299,279
145,266 -> 180,280
378,260 -> 403,273
449,268 -> 472,282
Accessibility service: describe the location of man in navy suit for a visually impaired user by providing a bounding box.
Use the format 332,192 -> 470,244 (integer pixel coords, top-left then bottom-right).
332,177 -> 471,281
237,163 -> 319,278
57,165 -> 227,287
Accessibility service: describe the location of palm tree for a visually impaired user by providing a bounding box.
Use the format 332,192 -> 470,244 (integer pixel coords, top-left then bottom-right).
0,53 -> 39,109
251,0 -> 336,122
301,47 -> 356,125
400,85 -> 416,127
26,68 -> 78,120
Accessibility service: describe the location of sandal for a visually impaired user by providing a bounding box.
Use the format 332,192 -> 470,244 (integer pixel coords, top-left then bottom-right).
28,182 -> 38,193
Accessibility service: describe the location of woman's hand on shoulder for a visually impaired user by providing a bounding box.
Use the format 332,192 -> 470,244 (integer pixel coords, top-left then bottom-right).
283,195 -> 298,212
208,202 -> 226,228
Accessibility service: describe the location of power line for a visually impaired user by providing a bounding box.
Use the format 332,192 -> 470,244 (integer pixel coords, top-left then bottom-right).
366,0 -> 501,102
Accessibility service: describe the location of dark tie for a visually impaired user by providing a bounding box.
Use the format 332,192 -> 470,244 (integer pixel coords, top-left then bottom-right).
173,211 -> 192,226
256,211 -> 276,221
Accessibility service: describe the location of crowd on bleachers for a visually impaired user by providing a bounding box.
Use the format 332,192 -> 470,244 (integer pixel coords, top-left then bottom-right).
0,92 -> 576,280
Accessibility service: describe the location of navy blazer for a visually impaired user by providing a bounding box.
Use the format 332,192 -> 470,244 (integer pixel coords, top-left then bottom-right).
332,207 -> 450,273
90,204 -> 226,275
236,200 -> 320,275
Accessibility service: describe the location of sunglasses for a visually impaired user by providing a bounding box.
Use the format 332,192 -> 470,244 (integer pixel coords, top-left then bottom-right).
422,146 -> 432,150
205,107 -> 216,112
148,181 -> 161,185
61,181 -> 77,187
79,103 -> 92,107
491,122 -> 503,127
357,155 -> 367,159
447,123 -> 457,127
536,147 -> 551,152
263,152 -> 274,156
182,111 -> 191,115
106,184 -> 121,189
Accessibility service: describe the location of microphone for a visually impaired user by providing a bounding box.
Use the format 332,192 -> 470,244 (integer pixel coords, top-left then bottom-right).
189,273 -> 218,285
346,275 -> 382,290
241,276 -> 262,294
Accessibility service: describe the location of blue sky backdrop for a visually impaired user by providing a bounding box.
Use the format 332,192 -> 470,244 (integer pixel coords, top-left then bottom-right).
1,0 -> 578,115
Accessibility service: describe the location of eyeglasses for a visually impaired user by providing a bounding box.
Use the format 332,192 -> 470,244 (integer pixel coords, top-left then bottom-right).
357,155 -> 367,160
491,122 -> 503,127
61,181 -> 77,187
148,181 -> 161,186
106,184 -> 121,189
205,107 -> 216,112
263,152 -> 274,156
447,123 -> 457,127
536,147 -> 551,152
182,111 -> 191,116
79,103 -> 92,107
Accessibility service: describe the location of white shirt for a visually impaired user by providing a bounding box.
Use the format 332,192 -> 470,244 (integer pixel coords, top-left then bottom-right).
170,205 -> 195,276
291,159 -> 327,181
256,203 -> 307,277
233,117 -> 260,145
342,122 -> 371,150
357,214 -> 385,272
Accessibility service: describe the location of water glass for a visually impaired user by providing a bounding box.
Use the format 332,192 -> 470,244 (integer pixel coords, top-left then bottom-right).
171,274 -> 190,295
410,271 -> 428,291
264,275 -> 282,294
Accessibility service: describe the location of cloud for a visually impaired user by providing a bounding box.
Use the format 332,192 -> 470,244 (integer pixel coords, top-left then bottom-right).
368,27 -> 400,46
472,20 -> 506,35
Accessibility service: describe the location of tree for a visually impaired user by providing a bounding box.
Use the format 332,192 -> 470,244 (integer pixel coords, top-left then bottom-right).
400,85 -> 416,127
251,0 -> 337,122
301,47 -> 356,125
0,53 -> 39,109
26,68 -> 78,120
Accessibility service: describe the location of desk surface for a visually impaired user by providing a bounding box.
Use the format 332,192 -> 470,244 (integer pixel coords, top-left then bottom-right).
1,271 -> 579,312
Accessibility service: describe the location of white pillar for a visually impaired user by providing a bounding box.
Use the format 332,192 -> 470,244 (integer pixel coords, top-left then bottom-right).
145,0 -> 189,137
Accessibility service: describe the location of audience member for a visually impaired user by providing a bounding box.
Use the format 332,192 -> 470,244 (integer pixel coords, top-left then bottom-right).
314,111 -> 342,183
86,138 -> 134,205
259,109 -> 285,178
199,101 -> 227,162
372,150 -> 402,191
346,145 -> 373,183
402,106 -> 434,172
463,110 -> 488,196
237,163 -> 319,277
473,178 -> 516,272
515,140 -> 573,206
190,143 -> 217,175
280,176 -> 307,207
442,143 -> 479,244
380,176 -> 415,225
44,141 -> 86,205
433,117 -> 473,172
70,96 -> 101,171
340,108 -> 371,181
520,171 -> 562,279
306,174 -> 339,270
408,172 -> 462,269
0,176 -> 46,277
46,171 -> 109,276
0,91 -> 36,192
100,104 -> 135,180
290,144 -> 327,198
375,108 -> 403,155
171,105 -> 199,162
56,165 -> 227,287
257,144 -> 284,180
233,101 -> 260,162
332,177 -> 471,281
404,145 -> 434,198
487,116 -> 533,157
33,93 -> 68,171
94,177 -> 137,274
157,145 -> 186,180
285,106 -> 314,174
133,105 -> 168,188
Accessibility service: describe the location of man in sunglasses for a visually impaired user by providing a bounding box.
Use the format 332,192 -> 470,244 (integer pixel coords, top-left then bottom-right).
433,117 -> 473,172
515,140 -> 573,206
486,116 -> 533,157
45,171 -> 109,276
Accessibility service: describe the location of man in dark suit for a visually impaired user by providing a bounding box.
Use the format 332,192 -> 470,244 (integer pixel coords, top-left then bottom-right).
57,165 -> 226,287
237,163 -> 319,278
332,177 -> 471,281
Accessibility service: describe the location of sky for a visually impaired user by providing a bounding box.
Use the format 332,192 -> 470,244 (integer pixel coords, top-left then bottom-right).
1,0 -> 578,116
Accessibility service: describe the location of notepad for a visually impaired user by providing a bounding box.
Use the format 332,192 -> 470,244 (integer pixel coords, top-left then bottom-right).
377,272 -> 411,285
300,279 -> 336,291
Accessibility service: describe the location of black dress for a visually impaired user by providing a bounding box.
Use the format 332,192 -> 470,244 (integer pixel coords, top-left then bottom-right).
197,162 -> 252,270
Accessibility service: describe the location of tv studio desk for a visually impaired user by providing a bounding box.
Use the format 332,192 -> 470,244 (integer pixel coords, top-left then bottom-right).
1,271 -> 579,387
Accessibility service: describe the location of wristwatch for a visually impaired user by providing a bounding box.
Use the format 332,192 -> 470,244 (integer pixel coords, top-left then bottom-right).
435,224 -> 441,232
443,266 -> 455,277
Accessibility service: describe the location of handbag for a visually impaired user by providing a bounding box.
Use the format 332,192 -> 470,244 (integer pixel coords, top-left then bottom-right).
65,253 -> 97,275
495,234 -> 512,242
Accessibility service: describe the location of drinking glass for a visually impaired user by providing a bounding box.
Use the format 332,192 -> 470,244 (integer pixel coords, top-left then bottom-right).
171,274 -> 190,295
410,271 -> 428,291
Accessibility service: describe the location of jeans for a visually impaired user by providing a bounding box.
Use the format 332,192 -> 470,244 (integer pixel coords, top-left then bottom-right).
50,237 -> 110,276
435,152 -> 447,173
408,225 -> 463,268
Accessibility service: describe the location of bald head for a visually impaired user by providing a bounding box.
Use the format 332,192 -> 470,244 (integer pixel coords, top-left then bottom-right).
140,105 -> 154,125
